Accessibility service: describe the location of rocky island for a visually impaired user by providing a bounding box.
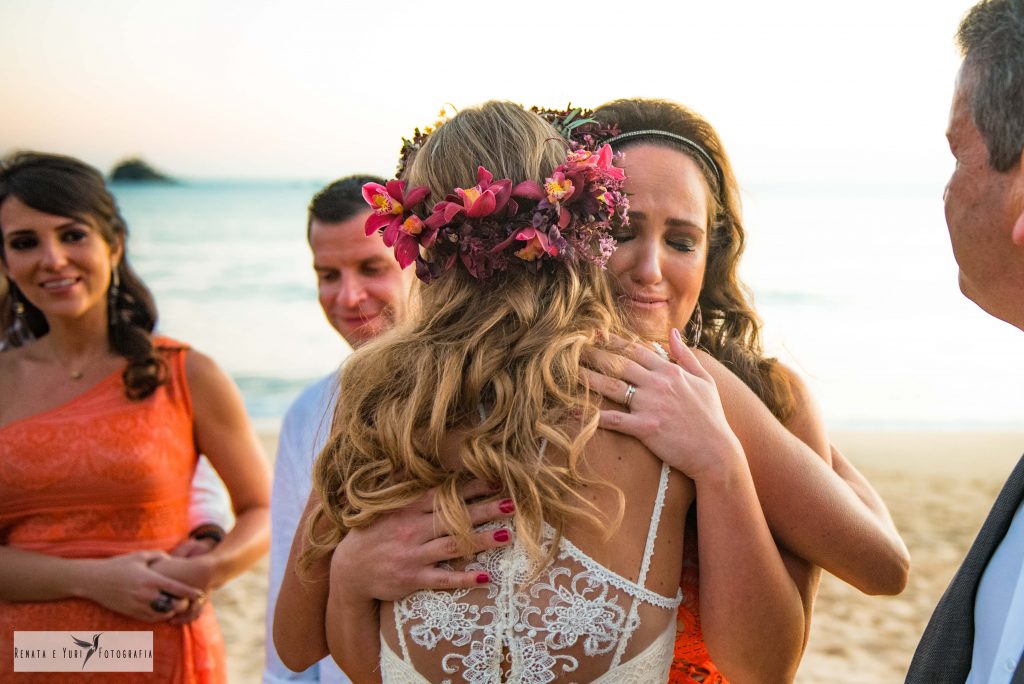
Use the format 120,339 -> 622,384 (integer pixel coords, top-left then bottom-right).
109,157 -> 173,182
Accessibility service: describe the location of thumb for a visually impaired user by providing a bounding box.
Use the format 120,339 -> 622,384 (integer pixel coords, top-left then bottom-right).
670,328 -> 711,380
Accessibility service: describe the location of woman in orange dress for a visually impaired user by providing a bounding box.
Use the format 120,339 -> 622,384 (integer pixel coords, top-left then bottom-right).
0,152 -> 271,682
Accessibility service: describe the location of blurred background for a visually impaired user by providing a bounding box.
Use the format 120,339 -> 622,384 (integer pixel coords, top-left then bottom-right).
3,0 -> 1016,430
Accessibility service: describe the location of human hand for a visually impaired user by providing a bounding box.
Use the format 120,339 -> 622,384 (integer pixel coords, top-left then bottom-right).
148,555 -> 216,595
79,551 -> 205,622
583,329 -> 743,481
329,479 -> 515,604
166,530 -> 223,624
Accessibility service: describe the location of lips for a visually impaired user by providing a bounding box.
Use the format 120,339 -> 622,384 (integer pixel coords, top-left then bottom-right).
621,292 -> 669,308
340,311 -> 382,327
39,276 -> 82,290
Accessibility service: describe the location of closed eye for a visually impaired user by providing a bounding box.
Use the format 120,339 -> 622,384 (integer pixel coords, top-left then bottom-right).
317,270 -> 340,283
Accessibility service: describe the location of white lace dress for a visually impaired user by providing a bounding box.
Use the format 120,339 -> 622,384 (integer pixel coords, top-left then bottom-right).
379,461 -> 681,683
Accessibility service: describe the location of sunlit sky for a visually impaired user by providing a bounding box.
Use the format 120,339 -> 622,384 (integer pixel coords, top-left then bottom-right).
2,0 -> 975,184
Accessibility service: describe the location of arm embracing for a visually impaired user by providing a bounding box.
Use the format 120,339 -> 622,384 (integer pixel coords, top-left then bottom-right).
274,492 -> 334,672
704,352 -> 909,596
591,332 -> 805,681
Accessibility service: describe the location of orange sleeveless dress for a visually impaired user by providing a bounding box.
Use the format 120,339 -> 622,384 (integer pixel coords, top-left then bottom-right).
0,339 -> 226,682
670,515 -> 728,684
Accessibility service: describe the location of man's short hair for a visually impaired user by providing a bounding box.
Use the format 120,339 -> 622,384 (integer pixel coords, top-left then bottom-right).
307,174 -> 386,241
956,0 -> 1024,171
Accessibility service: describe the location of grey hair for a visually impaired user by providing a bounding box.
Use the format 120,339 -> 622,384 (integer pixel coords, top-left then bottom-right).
956,0 -> 1024,171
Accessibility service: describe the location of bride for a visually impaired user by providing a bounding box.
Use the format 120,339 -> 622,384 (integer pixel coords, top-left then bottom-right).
275,101 -> 803,682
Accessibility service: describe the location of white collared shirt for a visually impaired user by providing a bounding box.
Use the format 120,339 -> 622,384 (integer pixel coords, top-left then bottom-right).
263,372 -> 349,684
967,499 -> 1024,684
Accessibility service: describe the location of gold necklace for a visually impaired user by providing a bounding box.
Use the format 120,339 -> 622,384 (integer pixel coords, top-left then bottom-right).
50,350 -> 109,381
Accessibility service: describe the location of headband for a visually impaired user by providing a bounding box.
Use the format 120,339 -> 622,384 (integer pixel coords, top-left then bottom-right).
604,129 -> 724,190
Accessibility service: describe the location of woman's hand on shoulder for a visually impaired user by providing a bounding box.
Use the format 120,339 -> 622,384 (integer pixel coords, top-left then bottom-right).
330,480 -> 516,604
584,329 -> 742,482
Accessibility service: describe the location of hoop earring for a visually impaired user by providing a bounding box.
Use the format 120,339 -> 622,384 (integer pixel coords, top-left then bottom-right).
687,302 -> 703,348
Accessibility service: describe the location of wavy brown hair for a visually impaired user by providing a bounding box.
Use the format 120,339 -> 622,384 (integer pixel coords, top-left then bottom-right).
304,102 -> 629,568
593,98 -> 794,421
0,152 -> 167,400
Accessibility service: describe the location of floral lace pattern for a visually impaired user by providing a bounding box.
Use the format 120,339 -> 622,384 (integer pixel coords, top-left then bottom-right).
384,464 -> 681,683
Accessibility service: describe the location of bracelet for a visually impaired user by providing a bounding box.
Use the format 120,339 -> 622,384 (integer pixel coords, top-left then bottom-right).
189,526 -> 225,544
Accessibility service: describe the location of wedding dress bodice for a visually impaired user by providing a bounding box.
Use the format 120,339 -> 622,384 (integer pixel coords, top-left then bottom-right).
380,459 -> 681,683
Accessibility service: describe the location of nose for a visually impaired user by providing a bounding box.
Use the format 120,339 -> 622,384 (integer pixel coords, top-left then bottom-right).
336,275 -> 367,308
630,238 -> 662,286
39,236 -> 69,270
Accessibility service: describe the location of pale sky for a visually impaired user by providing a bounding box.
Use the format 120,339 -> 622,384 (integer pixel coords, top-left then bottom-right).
1,0 -> 975,184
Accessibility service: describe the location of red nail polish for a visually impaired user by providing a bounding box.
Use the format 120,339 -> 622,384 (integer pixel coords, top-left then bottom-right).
476,572 -> 490,584
493,529 -> 510,543
499,498 -> 515,514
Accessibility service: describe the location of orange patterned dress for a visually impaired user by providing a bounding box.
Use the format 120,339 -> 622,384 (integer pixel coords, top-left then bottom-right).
670,515 -> 728,684
0,339 -> 226,682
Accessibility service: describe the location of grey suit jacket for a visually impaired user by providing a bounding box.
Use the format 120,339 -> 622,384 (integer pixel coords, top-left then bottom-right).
906,454 -> 1024,683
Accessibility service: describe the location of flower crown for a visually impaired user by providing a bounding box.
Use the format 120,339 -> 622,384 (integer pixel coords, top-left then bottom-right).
363,109 -> 629,284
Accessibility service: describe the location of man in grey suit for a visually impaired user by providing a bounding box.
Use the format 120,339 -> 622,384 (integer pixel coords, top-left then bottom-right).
906,1 -> 1024,682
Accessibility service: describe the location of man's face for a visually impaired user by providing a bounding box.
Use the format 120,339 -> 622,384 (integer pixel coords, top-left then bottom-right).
310,211 -> 416,347
944,66 -> 1024,329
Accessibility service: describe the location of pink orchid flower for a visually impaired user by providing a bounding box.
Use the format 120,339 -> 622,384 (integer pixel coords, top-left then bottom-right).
543,172 -> 576,204
566,144 -> 625,181
362,180 -> 430,241
512,227 -> 559,261
428,167 -> 513,227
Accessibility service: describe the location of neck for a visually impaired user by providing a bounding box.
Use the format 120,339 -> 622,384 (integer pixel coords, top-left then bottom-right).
39,306 -> 111,361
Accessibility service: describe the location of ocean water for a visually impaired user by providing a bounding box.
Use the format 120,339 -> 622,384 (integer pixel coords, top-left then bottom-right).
112,181 -> 1024,431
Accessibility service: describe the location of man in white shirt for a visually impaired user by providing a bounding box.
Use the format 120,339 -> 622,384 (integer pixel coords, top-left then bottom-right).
263,175 -> 417,683
907,1 -> 1024,682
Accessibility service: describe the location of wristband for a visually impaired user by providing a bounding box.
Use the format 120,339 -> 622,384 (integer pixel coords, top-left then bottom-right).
189,525 -> 225,544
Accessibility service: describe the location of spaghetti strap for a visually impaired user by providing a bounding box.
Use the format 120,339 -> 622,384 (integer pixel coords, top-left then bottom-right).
611,461 -> 673,667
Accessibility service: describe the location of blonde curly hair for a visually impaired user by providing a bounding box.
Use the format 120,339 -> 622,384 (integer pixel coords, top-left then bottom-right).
303,101 -> 629,569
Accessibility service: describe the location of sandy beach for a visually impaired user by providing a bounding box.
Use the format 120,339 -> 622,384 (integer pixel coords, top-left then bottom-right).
213,430 -> 1024,683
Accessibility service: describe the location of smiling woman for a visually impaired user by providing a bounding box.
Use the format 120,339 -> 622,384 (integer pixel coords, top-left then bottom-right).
0,152 -> 270,682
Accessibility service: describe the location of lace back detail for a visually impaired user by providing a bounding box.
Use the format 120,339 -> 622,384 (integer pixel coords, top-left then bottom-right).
384,461 -> 679,683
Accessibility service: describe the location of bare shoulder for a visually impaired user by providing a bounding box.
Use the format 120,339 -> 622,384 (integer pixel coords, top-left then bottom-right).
775,362 -> 814,405
182,348 -> 244,413
183,348 -> 231,389
773,361 -> 829,457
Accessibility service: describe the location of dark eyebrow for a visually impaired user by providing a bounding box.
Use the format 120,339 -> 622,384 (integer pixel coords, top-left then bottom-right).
628,211 -> 705,233
4,219 -> 82,239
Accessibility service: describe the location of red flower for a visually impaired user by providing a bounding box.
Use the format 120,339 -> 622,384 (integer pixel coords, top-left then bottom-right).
428,167 -> 513,227
565,144 -> 625,181
511,227 -> 559,261
362,180 -> 430,242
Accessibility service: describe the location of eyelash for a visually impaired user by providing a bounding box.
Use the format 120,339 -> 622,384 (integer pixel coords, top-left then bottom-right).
6,229 -> 90,251
612,233 -> 696,252
8,236 -> 37,251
